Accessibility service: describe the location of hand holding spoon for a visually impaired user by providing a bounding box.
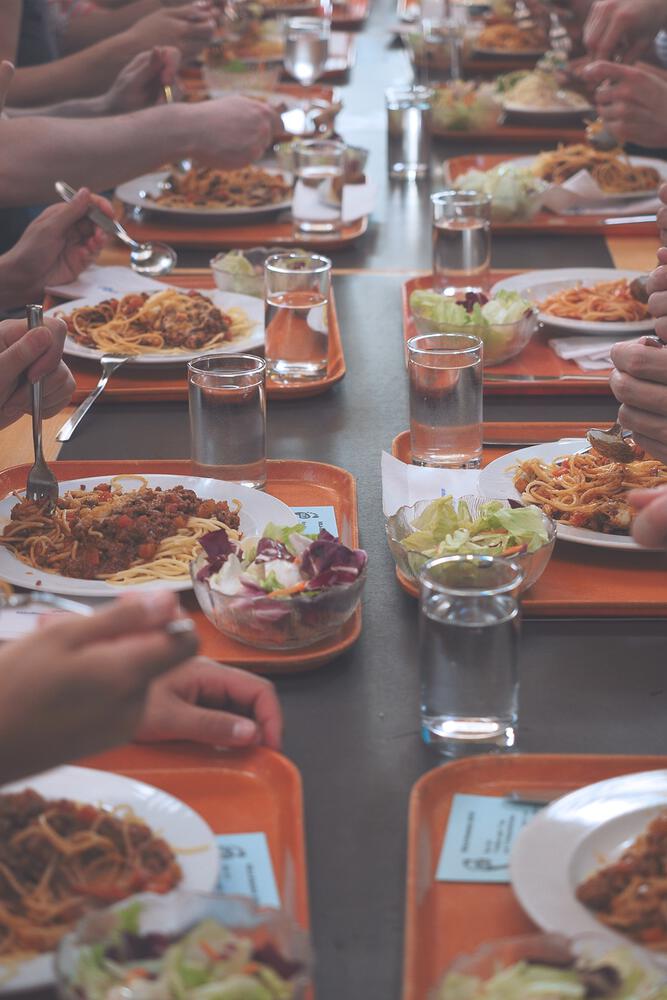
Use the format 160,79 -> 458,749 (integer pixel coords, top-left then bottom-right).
54,180 -> 177,277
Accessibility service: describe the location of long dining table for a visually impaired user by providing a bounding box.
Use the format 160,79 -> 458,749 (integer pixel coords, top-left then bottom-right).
2,2 -> 667,998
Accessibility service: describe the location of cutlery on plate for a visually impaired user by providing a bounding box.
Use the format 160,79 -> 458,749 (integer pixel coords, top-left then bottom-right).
0,591 -> 196,637
56,353 -> 130,443
25,305 -> 59,512
54,180 -> 177,277
484,373 -> 610,382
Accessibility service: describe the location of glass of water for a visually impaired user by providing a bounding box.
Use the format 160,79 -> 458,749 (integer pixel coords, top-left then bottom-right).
431,190 -> 492,293
407,332 -> 483,468
283,17 -> 330,87
265,252 -> 331,381
418,554 -> 524,756
385,84 -> 433,180
291,138 -> 345,236
188,355 -> 266,488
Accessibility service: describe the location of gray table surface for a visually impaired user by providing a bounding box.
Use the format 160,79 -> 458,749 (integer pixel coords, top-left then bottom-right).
58,4 -> 667,999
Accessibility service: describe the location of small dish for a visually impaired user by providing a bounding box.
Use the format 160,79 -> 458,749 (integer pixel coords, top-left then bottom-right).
191,554 -> 367,649
211,246 -> 284,298
385,495 -> 555,593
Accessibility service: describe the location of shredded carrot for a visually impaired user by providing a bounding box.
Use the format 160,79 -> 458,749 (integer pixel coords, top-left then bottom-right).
200,940 -> 220,961
268,581 -> 309,598
503,544 -> 527,557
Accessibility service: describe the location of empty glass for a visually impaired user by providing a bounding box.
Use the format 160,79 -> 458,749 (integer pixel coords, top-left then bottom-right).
431,190 -> 492,293
407,332 -> 483,468
291,139 -> 345,235
419,555 -> 524,756
283,17 -> 330,87
385,84 -> 433,179
188,355 -> 266,488
265,252 -> 331,381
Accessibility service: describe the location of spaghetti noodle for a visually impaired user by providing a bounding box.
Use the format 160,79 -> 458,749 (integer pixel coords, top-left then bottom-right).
155,165 -> 291,210
0,476 -> 241,584
576,810 -> 667,948
513,448 -> 667,534
531,144 -> 661,193
0,788 -> 181,958
539,279 -> 650,323
61,289 -> 253,357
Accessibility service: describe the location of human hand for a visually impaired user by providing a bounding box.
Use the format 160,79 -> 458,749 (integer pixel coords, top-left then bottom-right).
628,485 -> 667,547
0,317 -> 74,428
136,658 -> 282,749
646,246 -> 667,339
187,95 -> 279,168
656,185 -> 667,245
578,61 -> 667,146
0,187 -> 113,309
103,46 -> 181,114
610,337 -> 667,461
583,0 -> 666,60
127,3 -> 216,63
0,592 -> 199,785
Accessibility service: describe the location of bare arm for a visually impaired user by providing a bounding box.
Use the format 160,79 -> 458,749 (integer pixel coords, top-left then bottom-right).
58,0 -> 160,55
0,1 -> 21,64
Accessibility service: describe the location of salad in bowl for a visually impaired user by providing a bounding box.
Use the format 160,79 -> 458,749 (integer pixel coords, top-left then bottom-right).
191,522 -> 367,649
452,162 -> 548,220
386,495 -> 555,592
409,289 -> 538,365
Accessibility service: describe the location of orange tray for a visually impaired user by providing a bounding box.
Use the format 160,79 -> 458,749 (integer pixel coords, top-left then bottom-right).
116,206 -> 368,252
50,272 -> 346,403
403,753 -> 667,1000
81,742 -> 309,926
391,426 -> 667,617
402,274 -> 612,396
444,153 -> 658,235
432,119 -> 585,145
0,459 -> 362,673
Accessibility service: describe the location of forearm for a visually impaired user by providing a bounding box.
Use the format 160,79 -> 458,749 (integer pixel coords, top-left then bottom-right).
0,105 -> 192,205
59,0 -> 160,54
8,30 -> 144,106
6,95 -> 108,118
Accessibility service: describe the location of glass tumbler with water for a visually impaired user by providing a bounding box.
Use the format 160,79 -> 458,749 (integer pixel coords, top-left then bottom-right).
188,355 -> 266,489
292,139 -> 345,236
419,555 -> 524,755
407,332 -> 483,468
265,252 -> 331,381
386,85 -> 433,179
284,17 -> 330,87
431,190 -> 492,293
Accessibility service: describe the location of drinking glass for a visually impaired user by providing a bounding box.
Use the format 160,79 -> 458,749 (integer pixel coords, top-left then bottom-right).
265,252 -> 331,381
418,554 -> 524,755
188,355 -> 266,488
291,139 -> 345,235
407,332 -> 483,468
283,17 -> 330,87
385,84 -> 433,179
431,190 -> 492,293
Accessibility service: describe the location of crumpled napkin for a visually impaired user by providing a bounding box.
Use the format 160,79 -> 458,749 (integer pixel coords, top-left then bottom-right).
381,451 -> 481,517
547,334 -> 632,371
542,169 -> 660,218
291,179 -> 376,225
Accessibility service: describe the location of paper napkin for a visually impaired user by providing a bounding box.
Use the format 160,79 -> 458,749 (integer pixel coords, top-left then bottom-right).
547,335 -> 634,371
542,171 -> 660,218
381,451 -> 481,517
292,180 -> 376,225
45,265 -> 166,300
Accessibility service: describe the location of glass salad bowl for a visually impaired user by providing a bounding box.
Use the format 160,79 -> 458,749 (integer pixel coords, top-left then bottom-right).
210,246 -> 284,298
431,932 -> 667,1000
385,496 -> 555,594
56,891 -> 312,1000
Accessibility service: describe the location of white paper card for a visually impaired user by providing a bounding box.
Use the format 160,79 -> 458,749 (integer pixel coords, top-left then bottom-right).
381,451 -> 480,517
45,265 -> 165,299
0,597 -> 103,642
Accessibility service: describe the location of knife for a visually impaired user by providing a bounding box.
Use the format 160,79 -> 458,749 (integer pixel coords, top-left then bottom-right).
603,215 -> 656,226
484,373 -> 609,382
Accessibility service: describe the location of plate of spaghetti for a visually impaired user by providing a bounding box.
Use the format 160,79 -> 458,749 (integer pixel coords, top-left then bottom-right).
50,287 -> 264,364
492,268 -> 654,334
511,769 -> 667,960
0,764 -> 217,991
474,22 -> 548,54
517,146 -> 665,201
116,166 -> 292,217
0,474 -> 297,596
479,439 -> 667,549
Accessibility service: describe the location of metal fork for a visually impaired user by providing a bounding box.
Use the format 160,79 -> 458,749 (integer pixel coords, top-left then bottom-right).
56,354 -> 130,442
25,305 -> 59,511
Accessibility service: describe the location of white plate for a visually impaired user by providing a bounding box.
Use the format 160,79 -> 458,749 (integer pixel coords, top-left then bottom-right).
116,168 -> 292,218
511,153 -> 666,202
502,97 -> 592,116
479,439 -> 648,550
0,764 -> 217,993
491,268 -> 654,335
510,769 -> 667,963
50,288 -> 264,366
0,474 -> 297,596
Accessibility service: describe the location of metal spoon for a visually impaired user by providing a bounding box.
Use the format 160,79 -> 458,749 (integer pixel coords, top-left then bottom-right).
586,420 -> 637,462
54,180 -> 177,277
